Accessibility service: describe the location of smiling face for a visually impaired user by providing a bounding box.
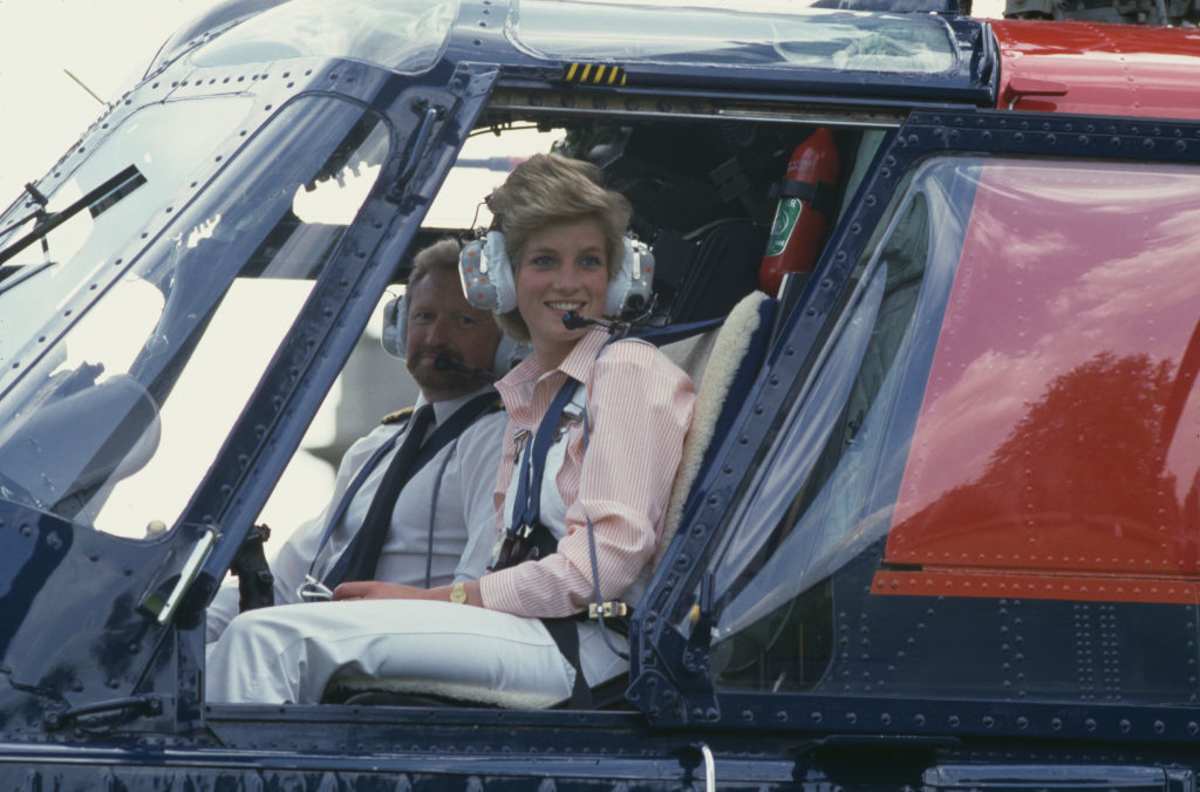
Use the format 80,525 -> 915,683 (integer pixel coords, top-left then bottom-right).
514,218 -> 611,369
405,267 -> 501,402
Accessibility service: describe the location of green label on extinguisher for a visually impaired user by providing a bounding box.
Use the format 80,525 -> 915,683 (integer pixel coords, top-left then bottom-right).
765,198 -> 802,257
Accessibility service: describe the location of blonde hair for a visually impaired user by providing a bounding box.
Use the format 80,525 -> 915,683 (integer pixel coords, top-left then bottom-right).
486,154 -> 631,341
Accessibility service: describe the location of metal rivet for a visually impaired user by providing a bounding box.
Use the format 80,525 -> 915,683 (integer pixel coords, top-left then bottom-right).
1051,718 -> 1063,731
1120,719 -> 1131,733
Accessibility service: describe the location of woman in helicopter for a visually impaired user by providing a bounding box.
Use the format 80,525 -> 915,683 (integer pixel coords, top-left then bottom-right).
206,153 -> 694,706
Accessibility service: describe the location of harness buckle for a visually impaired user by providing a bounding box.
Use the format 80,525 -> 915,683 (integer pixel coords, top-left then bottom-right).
588,601 -> 629,620
298,575 -> 333,602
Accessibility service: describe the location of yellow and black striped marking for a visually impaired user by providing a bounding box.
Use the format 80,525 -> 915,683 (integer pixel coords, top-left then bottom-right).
563,63 -> 627,86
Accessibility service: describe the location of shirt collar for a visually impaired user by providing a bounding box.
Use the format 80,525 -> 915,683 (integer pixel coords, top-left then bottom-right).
497,326 -> 610,395
419,384 -> 496,426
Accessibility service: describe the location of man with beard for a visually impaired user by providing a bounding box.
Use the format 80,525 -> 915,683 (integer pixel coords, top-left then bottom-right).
205,239 -> 509,645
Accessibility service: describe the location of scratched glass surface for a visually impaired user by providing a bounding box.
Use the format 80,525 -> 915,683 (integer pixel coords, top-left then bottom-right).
0,98 -> 391,539
166,0 -> 458,76
0,98 -> 255,372
511,0 -> 957,74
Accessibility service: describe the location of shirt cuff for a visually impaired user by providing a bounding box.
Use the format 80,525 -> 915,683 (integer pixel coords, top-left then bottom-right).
478,566 -> 526,615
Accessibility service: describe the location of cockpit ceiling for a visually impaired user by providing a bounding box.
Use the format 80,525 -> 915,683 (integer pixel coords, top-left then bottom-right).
486,87 -> 911,129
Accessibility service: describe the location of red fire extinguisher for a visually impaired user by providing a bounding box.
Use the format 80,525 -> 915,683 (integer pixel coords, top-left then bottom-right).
758,127 -> 841,296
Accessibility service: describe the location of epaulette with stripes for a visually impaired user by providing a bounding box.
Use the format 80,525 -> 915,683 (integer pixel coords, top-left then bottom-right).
380,406 -> 414,425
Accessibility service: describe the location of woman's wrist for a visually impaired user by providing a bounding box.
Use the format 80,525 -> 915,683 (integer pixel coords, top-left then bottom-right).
433,580 -> 483,607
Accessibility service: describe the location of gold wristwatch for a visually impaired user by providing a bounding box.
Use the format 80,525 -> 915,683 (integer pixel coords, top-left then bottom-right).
449,581 -> 468,604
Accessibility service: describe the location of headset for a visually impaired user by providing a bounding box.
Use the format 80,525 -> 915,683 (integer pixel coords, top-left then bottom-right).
458,230 -> 655,318
380,294 -> 527,377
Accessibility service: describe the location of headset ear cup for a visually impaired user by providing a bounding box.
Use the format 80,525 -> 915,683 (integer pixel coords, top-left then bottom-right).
605,237 -> 654,316
485,231 -> 518,314
459,231 -> 518,314
381,295 -> 406,359
606,245 -> 633,316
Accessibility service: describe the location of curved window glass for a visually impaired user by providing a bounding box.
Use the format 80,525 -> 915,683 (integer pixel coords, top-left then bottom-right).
510,0 -> 957,74
0,97 -> 391,539
188,0 -> 457,74
0,98 -> 255,370
706,156 -> 1200,705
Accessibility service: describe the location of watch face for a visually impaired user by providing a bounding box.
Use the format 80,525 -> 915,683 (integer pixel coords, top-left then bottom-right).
450,583 -> 467,604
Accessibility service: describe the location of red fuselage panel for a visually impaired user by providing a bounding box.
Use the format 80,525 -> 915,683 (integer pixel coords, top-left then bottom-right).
992,20 -> 1200,120
880,158 -> 1200,602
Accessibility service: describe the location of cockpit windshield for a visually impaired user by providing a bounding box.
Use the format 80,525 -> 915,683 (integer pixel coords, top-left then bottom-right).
0,96 -> 392,540
509,0 -> 958,74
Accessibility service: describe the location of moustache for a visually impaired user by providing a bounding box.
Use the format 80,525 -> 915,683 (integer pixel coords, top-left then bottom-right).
433,353 -> 495,382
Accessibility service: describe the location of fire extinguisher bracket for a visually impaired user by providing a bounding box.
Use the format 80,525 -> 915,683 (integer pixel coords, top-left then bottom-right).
769,179 -> 839,215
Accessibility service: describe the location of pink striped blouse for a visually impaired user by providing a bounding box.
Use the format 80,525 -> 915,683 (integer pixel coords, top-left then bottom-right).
478,327 -> 695,618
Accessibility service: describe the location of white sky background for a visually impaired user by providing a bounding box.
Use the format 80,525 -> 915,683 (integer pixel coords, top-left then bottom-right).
0,0 -> 223,205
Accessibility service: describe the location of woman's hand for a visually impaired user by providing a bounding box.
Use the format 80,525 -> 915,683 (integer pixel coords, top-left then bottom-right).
332,581 -> 423,601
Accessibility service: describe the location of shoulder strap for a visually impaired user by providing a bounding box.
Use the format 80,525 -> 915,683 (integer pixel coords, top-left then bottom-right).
508,378 -> 581,541
630,316 -> 724,347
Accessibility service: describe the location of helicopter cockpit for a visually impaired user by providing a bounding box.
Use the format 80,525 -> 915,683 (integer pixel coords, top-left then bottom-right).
4,0 -> 1200,753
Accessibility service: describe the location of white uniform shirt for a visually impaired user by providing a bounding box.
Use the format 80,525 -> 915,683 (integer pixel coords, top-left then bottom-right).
206,388 -> 505,642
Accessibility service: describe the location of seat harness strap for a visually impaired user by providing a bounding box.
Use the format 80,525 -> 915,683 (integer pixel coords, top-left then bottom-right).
493,377 -> 582,569
490,376 -> 590,707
